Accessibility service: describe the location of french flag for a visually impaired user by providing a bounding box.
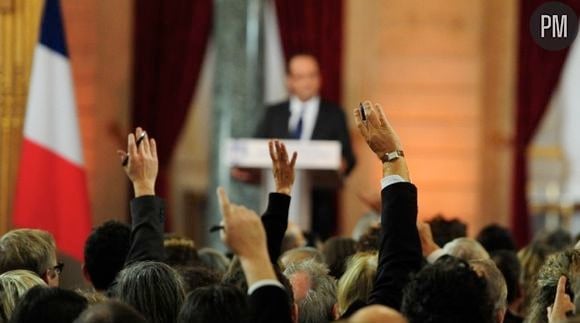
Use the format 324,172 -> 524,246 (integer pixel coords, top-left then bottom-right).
12,0 -> 91,261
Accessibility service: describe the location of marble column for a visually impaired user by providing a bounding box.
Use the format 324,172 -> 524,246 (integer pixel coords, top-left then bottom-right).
206,0 -> 264,248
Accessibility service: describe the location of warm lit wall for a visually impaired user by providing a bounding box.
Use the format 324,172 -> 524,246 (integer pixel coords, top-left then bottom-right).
341,0 -> 517,236
61,0 -> 132,226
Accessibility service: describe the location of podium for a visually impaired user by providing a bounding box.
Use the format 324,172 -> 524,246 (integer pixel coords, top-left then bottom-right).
227,139 -> 343,231
226,138 -> 343,188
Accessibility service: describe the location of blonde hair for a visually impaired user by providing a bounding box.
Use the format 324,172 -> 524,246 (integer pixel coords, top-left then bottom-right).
0,270 -> 46,321
0,229 -> 57,276
337,252 -> 377,315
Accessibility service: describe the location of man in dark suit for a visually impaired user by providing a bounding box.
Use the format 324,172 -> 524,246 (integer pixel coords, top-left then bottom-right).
254,54 -> 356,240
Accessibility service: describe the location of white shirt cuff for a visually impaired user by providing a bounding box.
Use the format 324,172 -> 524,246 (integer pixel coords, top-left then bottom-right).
381,175 -> 408,190
426,248 -> 447,263
247,279 -> 285,295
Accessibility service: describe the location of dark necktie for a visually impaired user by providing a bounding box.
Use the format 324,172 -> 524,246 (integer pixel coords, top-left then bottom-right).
291,106 -> 304,139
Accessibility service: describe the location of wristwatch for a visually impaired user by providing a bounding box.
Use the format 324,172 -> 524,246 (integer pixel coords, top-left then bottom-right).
381,150 -> 405,163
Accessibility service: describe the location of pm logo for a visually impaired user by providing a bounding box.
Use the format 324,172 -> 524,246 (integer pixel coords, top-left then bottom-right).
530,1 -> 578,51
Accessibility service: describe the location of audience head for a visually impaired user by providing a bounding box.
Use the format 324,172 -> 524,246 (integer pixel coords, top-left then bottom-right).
9,286 -> 88,323
74,300 -> 147,323
280,247 -> 324,270
490,250 -> 522,306
427,215 -> 467,247
443,238 -> 490,261
281,222 -> 307,255
198,248 -> 230,275
113,261 -> 185,323
476,224 -> 516,253
0,270 -> 46,321
83,220 -> 131,291
356,226 -> 381,253
286,53 -> 321,101
164,234 -> 199,267
469,259 -> 508,322
0,229 -> 59,287
529,249 -> 580,323
284,259 -> 337,323
348,305 -> 407,323
402,256 -> 494,323
174,265 -> 221,293
323,237 -> 357,279
177,284 -> 249,323
337,252 -> 378,316
536,228 -> 573,251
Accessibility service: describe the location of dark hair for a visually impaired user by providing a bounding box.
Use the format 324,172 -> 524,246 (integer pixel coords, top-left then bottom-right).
427,215 -> 467,247
490,250 -> 521,304
84,220 -> 131,291
9,286 -> 88,323
74,300 -> 147,323
285,52 -> 318,75
113,261 -> 185,323
164,234 -> 199,267
402,256 -> 494,323
535,229 -> 573,251
476,224 -> 516,253
174,265 -> 221,293
177,285 -> 249,323
323,237 -> 357,279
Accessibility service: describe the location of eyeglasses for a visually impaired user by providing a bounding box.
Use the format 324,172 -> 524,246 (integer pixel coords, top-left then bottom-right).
50,262 -> 64,275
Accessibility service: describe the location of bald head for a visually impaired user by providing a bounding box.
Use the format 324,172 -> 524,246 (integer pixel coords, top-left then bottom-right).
287,54 -> 321,101
349,305 -> 407,323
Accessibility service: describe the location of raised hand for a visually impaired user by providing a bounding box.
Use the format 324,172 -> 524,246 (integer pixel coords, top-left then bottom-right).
269,140 -> 297,195
217,187 -> 268,260
354,100 -> 409,180
117,127 -> 158,197
547,275 -> 575,323
353,101 -> 402,161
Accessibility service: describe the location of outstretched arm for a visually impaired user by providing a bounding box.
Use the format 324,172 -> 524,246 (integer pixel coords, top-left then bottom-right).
118,127 -> 165,264
354,101 -> 422,310
261,140 -> 297,263
217,188 -> 292,323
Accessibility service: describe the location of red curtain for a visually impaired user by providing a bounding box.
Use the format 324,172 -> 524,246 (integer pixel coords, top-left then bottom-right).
513,0 -> 580,246
275,0 -> 343,103
131,0 -> 212,227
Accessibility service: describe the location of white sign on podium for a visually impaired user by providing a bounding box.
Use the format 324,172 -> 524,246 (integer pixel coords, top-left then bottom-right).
226,138 -> 341,170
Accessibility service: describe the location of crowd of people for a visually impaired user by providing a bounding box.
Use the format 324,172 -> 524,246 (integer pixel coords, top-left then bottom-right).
1,101 -> 579,323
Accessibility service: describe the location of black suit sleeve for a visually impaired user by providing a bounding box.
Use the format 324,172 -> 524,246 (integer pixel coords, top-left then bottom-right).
261,193 -> 291,263
124,196 -> 166,265
249,285 -> 293,323
368,182 -> 422,310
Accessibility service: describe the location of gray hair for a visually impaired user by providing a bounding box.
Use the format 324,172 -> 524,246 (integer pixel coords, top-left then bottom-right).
113,261 -> 185,323
280,247 -> 324,269
284,259 -> 337,323
469,259 -> 508,314
444,238 -> 490,261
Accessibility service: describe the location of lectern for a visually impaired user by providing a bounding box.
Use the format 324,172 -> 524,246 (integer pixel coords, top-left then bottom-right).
226,139 -> 343,230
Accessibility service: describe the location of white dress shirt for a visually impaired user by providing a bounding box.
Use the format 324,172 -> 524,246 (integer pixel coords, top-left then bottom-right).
288,95 -> 320,140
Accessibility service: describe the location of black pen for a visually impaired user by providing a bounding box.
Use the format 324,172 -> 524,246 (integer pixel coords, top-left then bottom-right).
122,132 -> 146,166
359,102 -> 367,121
209,225 -> 225,233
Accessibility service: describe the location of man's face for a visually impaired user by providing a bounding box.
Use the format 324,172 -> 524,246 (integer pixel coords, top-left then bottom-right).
287,55 -> 321,101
